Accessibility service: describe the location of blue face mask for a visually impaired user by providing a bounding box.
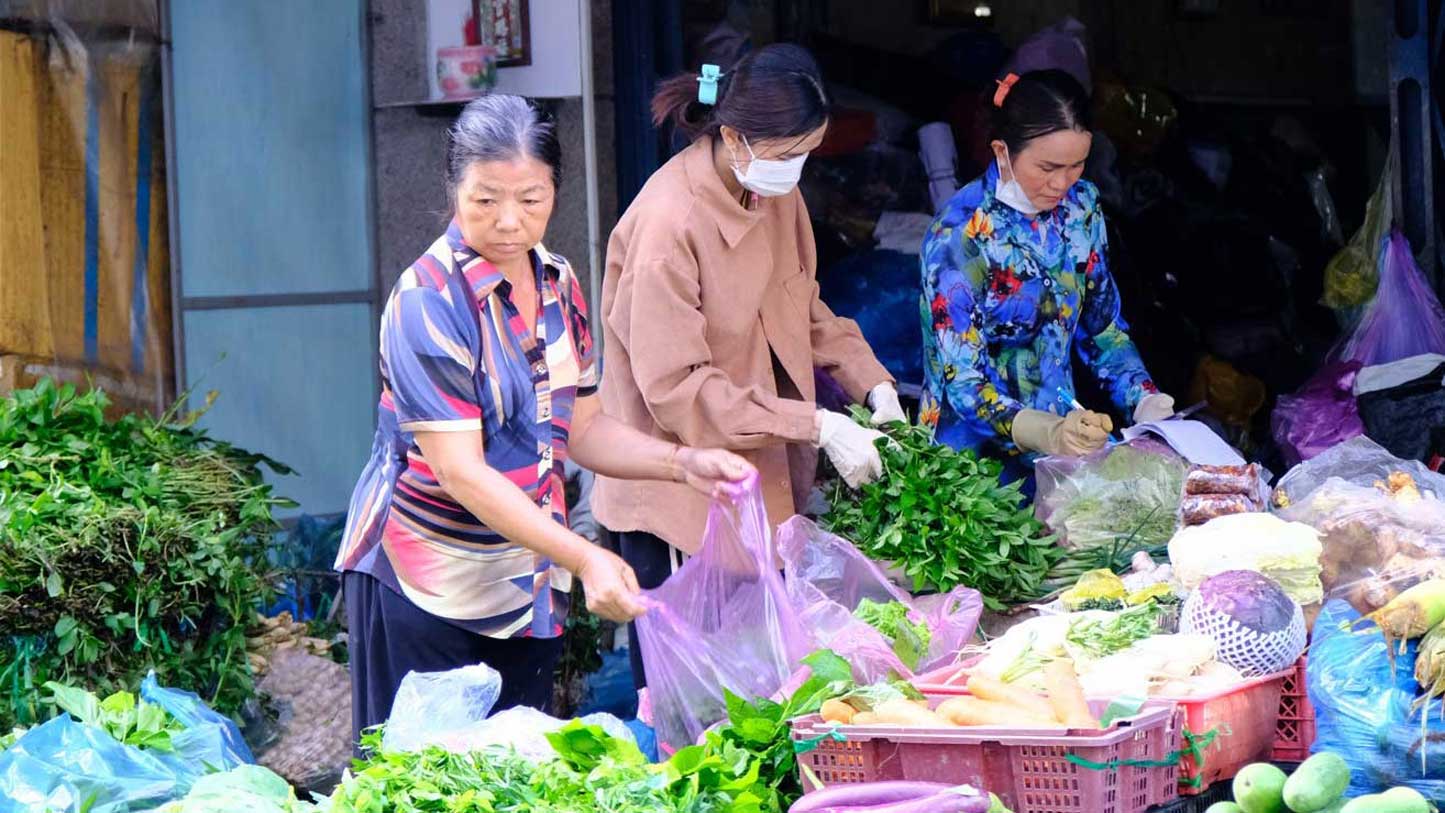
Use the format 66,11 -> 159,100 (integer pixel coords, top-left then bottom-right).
994,148 -> 1040,216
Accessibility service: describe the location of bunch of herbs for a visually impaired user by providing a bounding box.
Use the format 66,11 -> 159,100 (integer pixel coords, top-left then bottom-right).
0,380 -> 292,729
822,410 -> 1059,610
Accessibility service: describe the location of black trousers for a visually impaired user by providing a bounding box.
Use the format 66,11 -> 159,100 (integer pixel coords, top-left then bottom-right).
617,530 -> 681,691
343,571 -> 563,746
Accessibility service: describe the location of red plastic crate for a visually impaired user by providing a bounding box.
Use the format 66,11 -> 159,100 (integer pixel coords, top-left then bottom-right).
790,698 -> 1181,813
1159,670 -> 1291,795
1270,656 -> 1315,762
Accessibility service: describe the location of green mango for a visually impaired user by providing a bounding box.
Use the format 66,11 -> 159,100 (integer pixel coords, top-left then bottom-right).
1283,753 -> 1351,812
1234,763 -> 1289,813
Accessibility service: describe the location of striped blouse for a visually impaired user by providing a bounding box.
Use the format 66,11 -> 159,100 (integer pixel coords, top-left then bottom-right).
334,222 -> 598,639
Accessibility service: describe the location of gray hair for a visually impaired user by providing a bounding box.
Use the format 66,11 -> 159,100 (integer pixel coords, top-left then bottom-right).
446,94 -> 562,195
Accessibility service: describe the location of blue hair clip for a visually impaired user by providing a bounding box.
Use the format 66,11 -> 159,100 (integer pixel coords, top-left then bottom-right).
697,64 -> 723,106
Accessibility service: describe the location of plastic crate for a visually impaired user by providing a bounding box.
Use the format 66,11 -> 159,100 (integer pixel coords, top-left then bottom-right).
1160,670 -> 1291,795
1270,656 -> 1314,762
791,698 -> 1181,813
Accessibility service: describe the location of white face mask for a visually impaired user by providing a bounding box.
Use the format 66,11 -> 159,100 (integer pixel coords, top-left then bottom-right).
731,134 -> 808,197
994,148 -> 1040,215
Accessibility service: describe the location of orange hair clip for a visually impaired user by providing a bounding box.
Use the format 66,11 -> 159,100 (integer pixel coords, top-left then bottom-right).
993,73 -> 1020,108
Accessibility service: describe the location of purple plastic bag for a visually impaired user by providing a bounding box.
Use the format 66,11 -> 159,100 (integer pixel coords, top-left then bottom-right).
635,476 -> 815,755
777,517 -> 982,683
1333,229 -> 1445,366
1271,361 -> 1365,467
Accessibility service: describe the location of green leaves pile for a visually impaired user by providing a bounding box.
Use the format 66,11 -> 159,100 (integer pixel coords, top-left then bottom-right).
330,649 -> 855,813
853,598 -> 932,671
823,411 -> 1060,611
0,380 -> 293,728
1064,603 -> 1161,660
44,681 -> 187,752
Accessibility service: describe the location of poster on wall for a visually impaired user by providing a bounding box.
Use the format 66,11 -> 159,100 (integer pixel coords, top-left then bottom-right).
475,0 -> 531,67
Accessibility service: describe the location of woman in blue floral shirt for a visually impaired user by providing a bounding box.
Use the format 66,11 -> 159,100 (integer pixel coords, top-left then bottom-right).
920,70 -> 1174,482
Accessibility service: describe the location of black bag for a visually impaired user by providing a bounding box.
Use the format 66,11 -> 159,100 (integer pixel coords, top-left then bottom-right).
1357,362 -> 1445,462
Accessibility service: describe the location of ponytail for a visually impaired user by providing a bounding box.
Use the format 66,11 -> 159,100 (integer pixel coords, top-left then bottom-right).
650,43 -> 830,143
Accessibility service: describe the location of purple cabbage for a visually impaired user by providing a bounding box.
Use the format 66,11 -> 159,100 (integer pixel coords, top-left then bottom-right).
1196,570 -> 1297,633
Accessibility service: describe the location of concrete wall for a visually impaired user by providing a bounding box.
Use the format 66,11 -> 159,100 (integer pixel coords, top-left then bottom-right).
368,0 -> 617,295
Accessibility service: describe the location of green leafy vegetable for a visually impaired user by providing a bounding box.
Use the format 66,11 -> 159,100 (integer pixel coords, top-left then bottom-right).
853,598 -> 932,670
0,380 -> 292,728
43,682 -> 186,752
329,650 -> 856,813
1064,603 -> 1161,660
822,410 -> 1059,610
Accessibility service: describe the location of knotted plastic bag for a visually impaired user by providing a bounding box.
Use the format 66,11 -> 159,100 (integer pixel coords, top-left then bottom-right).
635,476 -> 814,754
1270,360 -> 1365,468
1333,229 -> 1445,367
776,516 -> 982,683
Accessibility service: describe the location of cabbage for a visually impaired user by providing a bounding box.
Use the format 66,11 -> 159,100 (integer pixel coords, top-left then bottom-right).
1194,570 -> 1298,633
1168,513 -> 1324,605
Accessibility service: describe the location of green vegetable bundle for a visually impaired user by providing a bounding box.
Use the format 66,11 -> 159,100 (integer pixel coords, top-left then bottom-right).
853,598 -> 932,671
822,412 -> 1059,611
0,381 -> 292,728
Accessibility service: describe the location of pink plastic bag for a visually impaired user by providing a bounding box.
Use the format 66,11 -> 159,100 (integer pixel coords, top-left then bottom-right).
777,516 -> 982,683
1271,361 -> 1365,467
1333,229 -> 1445,366
634,476 -> 814,754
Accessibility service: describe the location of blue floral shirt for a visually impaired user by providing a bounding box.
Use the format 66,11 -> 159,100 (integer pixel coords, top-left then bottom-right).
919,162 -> 1156,466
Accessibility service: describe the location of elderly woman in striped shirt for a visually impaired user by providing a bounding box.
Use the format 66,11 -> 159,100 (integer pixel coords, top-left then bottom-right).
334,94 -> 753,739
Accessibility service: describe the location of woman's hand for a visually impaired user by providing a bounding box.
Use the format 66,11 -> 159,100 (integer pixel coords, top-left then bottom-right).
673,447 -> 755,497
573,547 -> 646,623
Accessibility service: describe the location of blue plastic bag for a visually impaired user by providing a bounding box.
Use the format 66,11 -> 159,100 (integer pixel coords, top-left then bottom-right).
0,675 -> 252,813
1308,600 -> 1445,801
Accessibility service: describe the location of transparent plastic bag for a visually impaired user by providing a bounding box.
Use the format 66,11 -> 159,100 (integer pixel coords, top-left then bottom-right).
635,477 -> 814,754
1322,161 -> 1391,312
1035,438 -> 1186,554
1273,438 -> 1445,615
1270,361 -> 1365,468
1308,600 -> 1445,801
1333,229 -> 1445,367
776,516 -> 982,682
380,664 -> 502,753
0,675 -> 252,813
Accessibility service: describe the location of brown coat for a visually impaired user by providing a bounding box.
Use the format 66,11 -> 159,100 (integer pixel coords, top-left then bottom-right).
593,136 -> 892,552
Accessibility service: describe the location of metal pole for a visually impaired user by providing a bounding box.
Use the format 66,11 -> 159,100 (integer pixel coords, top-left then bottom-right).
1388,0 -> 1436,286
157,0 -> 187,407
578,0 -> 602,339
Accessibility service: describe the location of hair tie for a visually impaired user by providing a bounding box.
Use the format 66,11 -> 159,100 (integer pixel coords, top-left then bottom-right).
697,64 -> 724,106
993,73 -> 1020,108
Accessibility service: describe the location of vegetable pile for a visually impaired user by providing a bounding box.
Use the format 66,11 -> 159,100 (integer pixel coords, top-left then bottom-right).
823,411 -> 1059,610
0,381 -> 292,728
329,649 -> 858,813
854,598 -> 932,671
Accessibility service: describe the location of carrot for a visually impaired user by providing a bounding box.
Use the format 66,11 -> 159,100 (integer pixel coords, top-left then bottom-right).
821,698 -> 856,724
873,698 -> 955,727
936,696 -> 1058,727
1042,658 -> 1098,729
966,674 -> 1056,720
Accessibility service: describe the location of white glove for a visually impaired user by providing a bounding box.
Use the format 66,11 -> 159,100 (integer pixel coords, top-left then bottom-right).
867,382 -> 906,426
816,410 -> 885,488
1133,393 -> 1176,424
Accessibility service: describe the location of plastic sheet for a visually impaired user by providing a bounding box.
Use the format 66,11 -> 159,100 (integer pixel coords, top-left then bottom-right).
378,661 -> 632,759
0,676 -> 251,813
154,765 -> 316,813
1334,229 -> 1445,367
1273,437 -> 1445,615
1034,438 -> 1186,555
1270,361 -> 1365,468
776,516 -> 982,682
380,663 -> 501,753
1308,600 -> 1445,801
635,478 -> 814,754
